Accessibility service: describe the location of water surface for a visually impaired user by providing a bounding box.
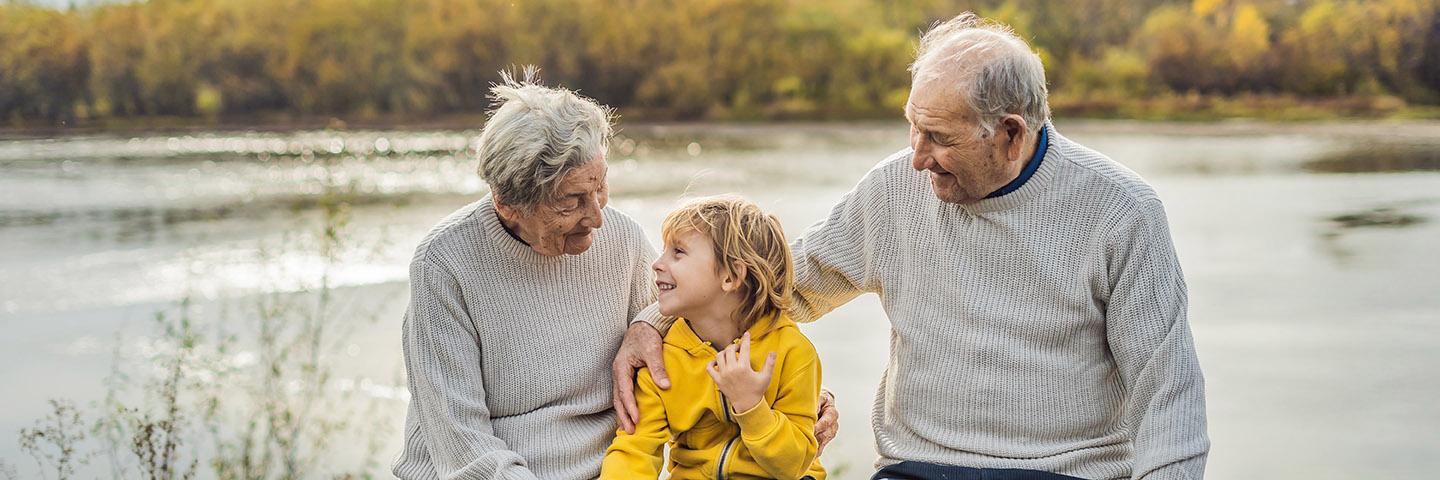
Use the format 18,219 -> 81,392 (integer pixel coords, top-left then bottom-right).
2,120 -> 1438,479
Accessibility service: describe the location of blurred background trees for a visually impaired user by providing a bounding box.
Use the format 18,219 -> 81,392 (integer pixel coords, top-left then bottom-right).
1,0 -> 1438,124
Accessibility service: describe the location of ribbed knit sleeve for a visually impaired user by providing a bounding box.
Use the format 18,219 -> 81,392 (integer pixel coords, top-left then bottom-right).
599,368 -> 669,479
628,238 -> 659,327
788,159 -> 890,322
401,258 -> 539,480
1104,198 -> 1210,479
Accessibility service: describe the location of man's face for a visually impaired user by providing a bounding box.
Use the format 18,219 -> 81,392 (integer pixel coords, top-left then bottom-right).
500,158 -> 609,256
904,77 -> 1016,204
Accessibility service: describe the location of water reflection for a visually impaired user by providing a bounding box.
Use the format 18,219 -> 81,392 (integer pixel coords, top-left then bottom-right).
3,121 -> 1440,478
1305,143 -> 1440,173
1329,206 -> 1427,229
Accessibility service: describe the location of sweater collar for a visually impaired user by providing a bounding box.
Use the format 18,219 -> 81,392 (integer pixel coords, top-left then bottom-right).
666,311 -> 797,355
984,124 -> 1048,199
961,123 -> 1060,214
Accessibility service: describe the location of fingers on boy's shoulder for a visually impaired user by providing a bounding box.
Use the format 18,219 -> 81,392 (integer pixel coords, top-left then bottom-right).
633,367 -> 660,389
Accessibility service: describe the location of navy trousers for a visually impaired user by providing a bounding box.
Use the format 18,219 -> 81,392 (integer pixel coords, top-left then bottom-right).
872,461 -> 1086,480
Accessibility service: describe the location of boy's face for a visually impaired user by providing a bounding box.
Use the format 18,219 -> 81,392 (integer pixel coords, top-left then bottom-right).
652,229 -> 730,319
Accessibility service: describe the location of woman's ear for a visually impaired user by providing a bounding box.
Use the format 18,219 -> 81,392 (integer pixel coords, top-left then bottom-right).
493,197 -> 518,223
721,261 -> 748,293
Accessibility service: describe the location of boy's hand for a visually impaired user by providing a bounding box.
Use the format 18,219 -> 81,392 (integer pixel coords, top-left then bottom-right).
707,332 -> 775,413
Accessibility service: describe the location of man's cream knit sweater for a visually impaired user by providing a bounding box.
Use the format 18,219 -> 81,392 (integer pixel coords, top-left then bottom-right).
797,124 -> 1208,479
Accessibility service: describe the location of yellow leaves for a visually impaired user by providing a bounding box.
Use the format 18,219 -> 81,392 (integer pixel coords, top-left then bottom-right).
1226,4 -> 1270,69
1192,0 -> 1228,17
3,0 -> 1440,122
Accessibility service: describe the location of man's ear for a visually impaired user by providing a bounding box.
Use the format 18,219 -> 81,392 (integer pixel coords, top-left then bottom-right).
722,261 -> 748,293
1001,114 -> 1029,162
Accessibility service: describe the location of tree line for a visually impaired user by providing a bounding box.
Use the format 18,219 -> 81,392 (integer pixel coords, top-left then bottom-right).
1,0 -> 1437,124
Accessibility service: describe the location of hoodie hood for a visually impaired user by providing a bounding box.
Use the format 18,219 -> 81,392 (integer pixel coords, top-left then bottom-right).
665,310 -> 797,356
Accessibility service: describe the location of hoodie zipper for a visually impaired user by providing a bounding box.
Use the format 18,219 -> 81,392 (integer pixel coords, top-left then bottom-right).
704,338 -> 743,480
717,394 -> 740,480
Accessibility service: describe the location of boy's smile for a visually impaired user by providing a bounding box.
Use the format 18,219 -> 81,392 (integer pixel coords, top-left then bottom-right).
652,229 -> 732,322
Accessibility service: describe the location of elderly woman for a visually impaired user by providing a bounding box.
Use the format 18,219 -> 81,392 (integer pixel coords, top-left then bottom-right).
394,74 -> 837,480
392,74 -> 656,480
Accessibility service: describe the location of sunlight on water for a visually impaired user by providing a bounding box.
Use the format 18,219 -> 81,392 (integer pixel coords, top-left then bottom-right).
2,120 -> 1439,478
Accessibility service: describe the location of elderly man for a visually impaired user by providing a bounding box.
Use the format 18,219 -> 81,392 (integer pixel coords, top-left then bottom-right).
616,13 -> 1209,480
395,73 -> 837,480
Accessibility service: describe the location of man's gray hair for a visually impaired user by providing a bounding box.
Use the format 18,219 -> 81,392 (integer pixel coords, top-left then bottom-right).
475,67 -> 615,212
909,12 -> 1050,136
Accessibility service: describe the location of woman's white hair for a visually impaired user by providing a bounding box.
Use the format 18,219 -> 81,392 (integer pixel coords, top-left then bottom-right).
909,12 -> 1050,136
475,66 -> 615,212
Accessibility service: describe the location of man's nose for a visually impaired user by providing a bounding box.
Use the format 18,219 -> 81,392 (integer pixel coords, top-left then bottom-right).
911,147 -> 934,171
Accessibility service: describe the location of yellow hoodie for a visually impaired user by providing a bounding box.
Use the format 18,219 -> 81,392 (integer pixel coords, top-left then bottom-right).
602,312 -> 826,480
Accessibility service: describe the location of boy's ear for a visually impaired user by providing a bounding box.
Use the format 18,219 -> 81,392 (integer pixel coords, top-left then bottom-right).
722,261 -> 748,293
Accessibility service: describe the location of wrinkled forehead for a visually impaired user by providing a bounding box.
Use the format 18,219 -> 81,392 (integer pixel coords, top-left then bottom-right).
546,157 -> 608,196
906,74 -> 974,123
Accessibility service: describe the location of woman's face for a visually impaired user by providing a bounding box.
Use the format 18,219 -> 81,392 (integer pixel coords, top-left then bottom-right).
497,158 -> 609,256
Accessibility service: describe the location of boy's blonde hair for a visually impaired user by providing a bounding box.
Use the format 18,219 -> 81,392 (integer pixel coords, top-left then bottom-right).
661,195 -> 795,334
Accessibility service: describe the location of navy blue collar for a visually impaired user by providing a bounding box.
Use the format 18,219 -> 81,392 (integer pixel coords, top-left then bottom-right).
985,125 -> 1049,199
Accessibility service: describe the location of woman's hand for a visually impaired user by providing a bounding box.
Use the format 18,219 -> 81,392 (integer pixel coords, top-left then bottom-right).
707,332 -> 775,413
612,322 -> 670,434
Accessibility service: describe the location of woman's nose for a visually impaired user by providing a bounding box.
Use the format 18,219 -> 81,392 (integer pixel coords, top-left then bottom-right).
579,197 -> 604,229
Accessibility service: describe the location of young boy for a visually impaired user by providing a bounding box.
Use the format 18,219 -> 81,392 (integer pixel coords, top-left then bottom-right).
602,196 -> 825,480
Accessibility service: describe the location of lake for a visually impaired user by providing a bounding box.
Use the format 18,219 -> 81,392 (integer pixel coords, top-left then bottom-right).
2,120 -> 1438,479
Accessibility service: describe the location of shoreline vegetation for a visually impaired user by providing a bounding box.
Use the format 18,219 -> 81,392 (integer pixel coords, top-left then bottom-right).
4,94 -> 1439,138
4,0 -> 1438,131
6,166 -> 404,480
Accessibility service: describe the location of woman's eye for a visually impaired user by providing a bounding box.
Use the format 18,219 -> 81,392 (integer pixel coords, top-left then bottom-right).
556,199 -> 581,214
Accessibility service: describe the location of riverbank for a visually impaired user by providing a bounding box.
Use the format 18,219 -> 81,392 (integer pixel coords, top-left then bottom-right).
4,94 -> 1439,138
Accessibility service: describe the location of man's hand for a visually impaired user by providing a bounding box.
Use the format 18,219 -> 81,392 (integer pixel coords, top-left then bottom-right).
706,332 -> 774,413
612,322 -> 670,434
815,388 -> 838,454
